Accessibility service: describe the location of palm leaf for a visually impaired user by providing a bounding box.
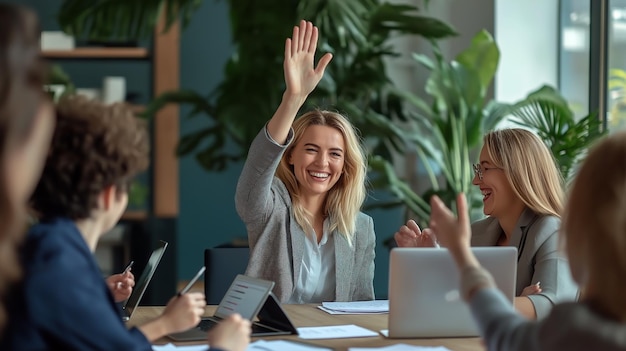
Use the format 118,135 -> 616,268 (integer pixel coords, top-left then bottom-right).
510,85 -> 607,180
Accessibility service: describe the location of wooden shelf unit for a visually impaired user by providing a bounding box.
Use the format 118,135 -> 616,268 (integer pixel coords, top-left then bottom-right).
42,47 -> 149,59
43,17 -> 179,219
121,210 -> 148,221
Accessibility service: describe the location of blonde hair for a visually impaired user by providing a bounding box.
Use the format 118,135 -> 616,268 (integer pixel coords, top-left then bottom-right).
563,131 -> 626,321
276,110 -> 367,244
483,129 -> 563,217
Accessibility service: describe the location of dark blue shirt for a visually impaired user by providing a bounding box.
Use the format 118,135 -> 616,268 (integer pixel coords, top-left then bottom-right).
0,218 -> 213,351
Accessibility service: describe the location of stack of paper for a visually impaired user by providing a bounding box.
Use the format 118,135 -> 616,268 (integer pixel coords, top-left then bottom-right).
318,300 -> 389,314
297,324 -> 379,339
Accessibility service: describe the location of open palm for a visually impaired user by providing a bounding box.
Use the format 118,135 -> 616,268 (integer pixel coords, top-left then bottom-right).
284,20 -> 332,98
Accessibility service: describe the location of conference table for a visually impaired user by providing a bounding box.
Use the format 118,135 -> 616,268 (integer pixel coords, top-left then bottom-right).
129,304 -> 484,351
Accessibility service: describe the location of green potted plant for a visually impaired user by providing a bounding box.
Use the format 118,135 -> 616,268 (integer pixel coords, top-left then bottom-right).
143,0 -> 457,172
57,0 -> 201,41
54,0 -> 459,222
384,31 -> 607,231
387,30 -> 509,224
509,85 -> 607,183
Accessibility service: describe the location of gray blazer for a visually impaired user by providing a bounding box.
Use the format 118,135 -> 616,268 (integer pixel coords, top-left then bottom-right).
235,128 -> 376,303
471,208 -> 578,319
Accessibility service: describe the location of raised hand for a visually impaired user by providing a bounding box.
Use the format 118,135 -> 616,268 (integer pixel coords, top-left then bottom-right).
394,219 -> 438,247
429,194 -> 473,264
207,314 -> 251,351
106,271 -> 135,302
283,20 -> 333,99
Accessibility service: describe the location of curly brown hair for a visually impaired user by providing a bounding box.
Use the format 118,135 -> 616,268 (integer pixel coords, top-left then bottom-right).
30,95 -> 149,220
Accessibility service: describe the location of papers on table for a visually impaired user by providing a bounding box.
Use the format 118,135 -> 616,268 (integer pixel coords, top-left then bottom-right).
152,344 -> 207,351
318,300 -> 389,314
154,340 -> 333,351
348,345 -> 452,351
297,324 -> 379,339
248,340 -> 333,350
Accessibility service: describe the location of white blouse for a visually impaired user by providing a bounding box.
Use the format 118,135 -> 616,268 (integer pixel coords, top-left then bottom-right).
288,219 -> 336,303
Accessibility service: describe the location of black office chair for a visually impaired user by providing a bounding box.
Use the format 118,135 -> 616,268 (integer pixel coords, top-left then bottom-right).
203,246 -> 250,305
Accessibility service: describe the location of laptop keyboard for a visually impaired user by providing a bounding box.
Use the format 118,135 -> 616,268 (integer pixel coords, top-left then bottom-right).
198,319 -> 219,331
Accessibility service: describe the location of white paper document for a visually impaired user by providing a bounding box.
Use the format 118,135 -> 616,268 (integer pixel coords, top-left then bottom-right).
154,340 -> 333,351
319,300 -> 389,314
297,324 -> 379,339
152,344 -> 208,351
247,339 -> 332,350
348,344 -> 452,351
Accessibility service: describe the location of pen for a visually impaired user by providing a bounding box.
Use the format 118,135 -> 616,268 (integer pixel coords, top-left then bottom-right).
177,266 -> 206,296
122,260 -> 134,274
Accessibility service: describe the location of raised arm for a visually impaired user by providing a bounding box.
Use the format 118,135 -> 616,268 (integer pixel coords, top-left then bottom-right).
429,194 -> 540,351
266,20 -> 333,144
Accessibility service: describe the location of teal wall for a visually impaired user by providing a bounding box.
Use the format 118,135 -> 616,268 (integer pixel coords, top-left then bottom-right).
10,0 -> 404,299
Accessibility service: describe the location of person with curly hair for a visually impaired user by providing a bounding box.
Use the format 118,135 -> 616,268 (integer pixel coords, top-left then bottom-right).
0,95 -> 250,351
0,3 -> 55,333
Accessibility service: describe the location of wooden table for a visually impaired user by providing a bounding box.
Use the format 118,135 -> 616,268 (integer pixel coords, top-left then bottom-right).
130,305 -> 484,351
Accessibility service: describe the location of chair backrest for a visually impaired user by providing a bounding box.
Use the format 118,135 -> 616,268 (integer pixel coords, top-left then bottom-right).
204,246 -> 250,305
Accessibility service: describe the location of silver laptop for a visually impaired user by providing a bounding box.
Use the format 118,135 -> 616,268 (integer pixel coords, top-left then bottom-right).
388,247 -> 517,338
168,274 -> 298,341
121,240 -> 168,321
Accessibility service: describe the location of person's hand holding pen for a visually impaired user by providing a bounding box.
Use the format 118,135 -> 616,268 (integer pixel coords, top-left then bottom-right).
106,260 -> 135,302
137,266 -> 208,341
159,266 -> 207,334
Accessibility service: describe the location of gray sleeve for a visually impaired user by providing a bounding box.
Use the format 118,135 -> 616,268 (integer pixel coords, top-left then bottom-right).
470,288 -> 541,351
353,216 -> 375,300
526,228 -> 578,319
234,126 -> 293,223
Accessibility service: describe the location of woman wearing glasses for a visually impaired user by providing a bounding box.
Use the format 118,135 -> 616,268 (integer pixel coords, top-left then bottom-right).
394,129 -> 578,319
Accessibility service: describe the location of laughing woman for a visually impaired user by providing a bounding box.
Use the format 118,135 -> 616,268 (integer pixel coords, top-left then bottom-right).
235,20 -> 375,303
395,129 -> 578,319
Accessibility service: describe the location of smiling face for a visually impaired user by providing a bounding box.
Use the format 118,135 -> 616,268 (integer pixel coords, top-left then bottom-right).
289,124 -> 345,200
472,145 -> 522,218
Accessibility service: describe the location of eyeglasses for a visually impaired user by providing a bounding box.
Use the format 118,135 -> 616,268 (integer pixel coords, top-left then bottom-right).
472,163 -> 502,180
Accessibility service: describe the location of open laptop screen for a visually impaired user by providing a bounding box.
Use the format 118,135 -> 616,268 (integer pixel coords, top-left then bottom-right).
122,240 -> 168,321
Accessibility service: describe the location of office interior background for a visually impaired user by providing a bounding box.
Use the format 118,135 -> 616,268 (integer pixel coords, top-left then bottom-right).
7,0 -> 623,303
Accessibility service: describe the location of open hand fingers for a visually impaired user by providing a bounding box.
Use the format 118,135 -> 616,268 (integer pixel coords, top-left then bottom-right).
302,21 -> 313,53
298,20 -> 307,52
394,223 -> 418,247
406,220 -> 422,235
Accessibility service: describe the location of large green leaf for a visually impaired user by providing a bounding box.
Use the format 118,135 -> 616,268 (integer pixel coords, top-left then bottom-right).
58,0 -> 203,40
455,30 -> 499,92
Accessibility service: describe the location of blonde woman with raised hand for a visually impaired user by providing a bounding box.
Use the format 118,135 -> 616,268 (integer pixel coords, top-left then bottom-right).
236,20 -> 375,303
